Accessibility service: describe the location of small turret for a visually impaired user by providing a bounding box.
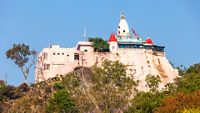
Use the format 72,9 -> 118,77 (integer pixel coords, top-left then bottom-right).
109,33 -> 118,52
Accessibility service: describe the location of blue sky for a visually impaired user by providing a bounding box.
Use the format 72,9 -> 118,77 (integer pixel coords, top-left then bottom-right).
0,0 -> 200,85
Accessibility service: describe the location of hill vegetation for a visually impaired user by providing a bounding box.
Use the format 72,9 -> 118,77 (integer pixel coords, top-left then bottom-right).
0,60 -> 200,113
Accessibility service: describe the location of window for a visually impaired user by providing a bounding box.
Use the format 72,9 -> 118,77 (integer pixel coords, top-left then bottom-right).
84,49 -> 88,52
53,53 -> 55,55
57,53 -> 60,55
112,46 -> 115,49
74,53 -> 79,60
44,64 -> 50,70
43,52 -> 48,59
62,53 -> 64,55
123,30 -> 125,33
67,54 -> 69,57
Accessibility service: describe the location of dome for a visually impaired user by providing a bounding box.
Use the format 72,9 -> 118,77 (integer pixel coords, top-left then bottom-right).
109,33 -> 117,42
146,38 -> 153,44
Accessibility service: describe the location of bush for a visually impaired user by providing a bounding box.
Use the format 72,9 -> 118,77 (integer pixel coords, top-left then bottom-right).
145,75 -> 161,92
125,92 -> 164,113
176,63 -> 200,93
154,90 -> 200,113
46,89 -> 77,113
19,83 -> 29,92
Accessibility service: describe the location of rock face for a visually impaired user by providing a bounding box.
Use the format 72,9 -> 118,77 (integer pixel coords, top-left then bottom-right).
104,49 -> 178,90
35,47 -> 178,91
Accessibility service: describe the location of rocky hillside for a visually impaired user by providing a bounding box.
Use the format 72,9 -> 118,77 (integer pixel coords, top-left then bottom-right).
0,60 -> 136,113
1,61 -> 200,113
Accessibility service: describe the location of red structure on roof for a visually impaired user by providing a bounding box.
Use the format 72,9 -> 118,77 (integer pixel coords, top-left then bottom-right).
109,33 -> 117,42
146,38 -> 153,44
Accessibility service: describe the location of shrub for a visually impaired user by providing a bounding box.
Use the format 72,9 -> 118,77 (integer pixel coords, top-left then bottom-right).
154,90 -> 200,113
145,75 -> 161,92
176,63 -> 200,93
46,89 -> 77,113
125,92 -> 164,113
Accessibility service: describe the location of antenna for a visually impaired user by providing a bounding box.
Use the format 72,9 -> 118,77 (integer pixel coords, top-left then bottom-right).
49,40 -> 52,48
5,73 -> 7,85
83,27 -> 87,39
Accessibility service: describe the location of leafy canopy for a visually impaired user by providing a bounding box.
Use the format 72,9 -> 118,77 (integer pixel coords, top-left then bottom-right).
88,37 -> 109,51
125,92 -> 164,113
6,43 -> 37,81
92,60 -> 137,112
176,63 -> 200,93
145,75 -> 161,92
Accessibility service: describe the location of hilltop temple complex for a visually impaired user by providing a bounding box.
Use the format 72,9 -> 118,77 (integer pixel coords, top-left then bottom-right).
35,13 -> 178,90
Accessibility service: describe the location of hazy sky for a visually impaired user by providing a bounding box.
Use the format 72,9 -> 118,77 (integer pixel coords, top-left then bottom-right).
0,0 -> 200,85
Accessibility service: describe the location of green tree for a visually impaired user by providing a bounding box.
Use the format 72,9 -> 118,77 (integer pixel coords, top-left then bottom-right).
6,43 -> 37,82
145,75 -> 161,92
176,63 -> 200,93
88,37 -> 109,51
46,89 -> 77,113
125,92 -> 164,113
92,60 -> 136,112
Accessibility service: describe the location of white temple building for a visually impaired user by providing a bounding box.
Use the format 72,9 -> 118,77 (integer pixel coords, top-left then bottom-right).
35,13 -> 178,90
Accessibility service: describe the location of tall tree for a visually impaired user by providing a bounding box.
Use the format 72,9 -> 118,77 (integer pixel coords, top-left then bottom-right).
6,43 -> 37,82
92,60 -> 137,112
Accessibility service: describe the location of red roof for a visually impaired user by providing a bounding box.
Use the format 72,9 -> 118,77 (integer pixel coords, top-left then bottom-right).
146,38 -> 153,44
109,33 -> 117,42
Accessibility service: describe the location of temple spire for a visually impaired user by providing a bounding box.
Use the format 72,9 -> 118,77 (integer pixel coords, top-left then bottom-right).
117,12 -> 130,37
120,12 -> 125,19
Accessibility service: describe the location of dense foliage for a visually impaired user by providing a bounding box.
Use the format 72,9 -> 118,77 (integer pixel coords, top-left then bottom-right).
154,90 -> 200,113
46,89 -> 77,113
91,60 -> 136,112
176,63 -> 200,93
125,92 -> 164,113
145,75 -> 161,92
